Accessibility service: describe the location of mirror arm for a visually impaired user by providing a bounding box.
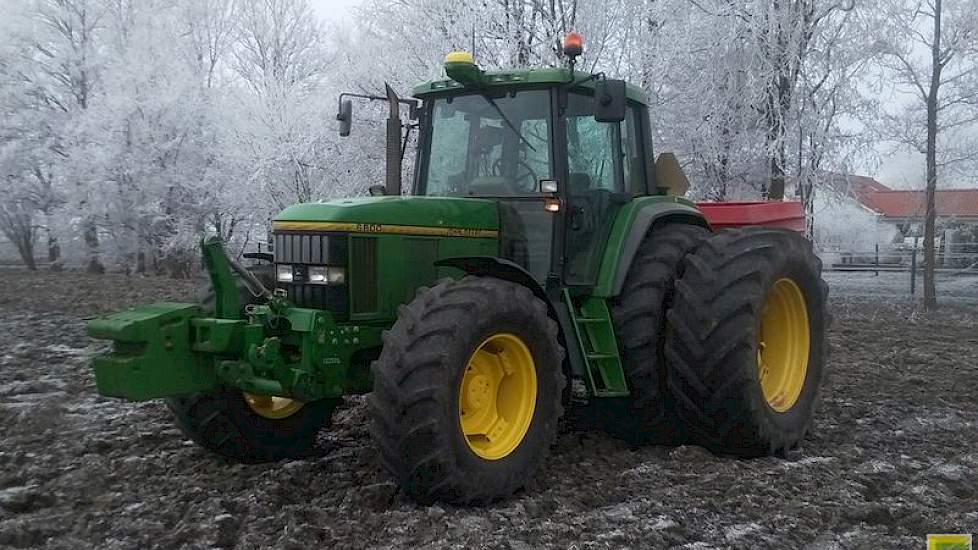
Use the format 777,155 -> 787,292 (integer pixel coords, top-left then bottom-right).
339,92 -> 420,116
561,71 -> 603,92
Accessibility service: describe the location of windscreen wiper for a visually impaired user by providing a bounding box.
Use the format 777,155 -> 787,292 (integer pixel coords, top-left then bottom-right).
481,94 -> 537,153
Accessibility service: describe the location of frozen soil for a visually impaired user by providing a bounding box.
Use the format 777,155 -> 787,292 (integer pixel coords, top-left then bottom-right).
0,269 -> 976,549
822,270 -> 978,306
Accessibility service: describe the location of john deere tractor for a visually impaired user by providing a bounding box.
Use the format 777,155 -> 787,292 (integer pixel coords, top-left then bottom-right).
88,35 -> 827,504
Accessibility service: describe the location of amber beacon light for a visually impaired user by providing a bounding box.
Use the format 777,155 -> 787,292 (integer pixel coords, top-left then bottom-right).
563,31 -> 583,58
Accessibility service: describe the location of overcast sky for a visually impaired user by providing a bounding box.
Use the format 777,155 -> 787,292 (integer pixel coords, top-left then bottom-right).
310,0 -> 363,25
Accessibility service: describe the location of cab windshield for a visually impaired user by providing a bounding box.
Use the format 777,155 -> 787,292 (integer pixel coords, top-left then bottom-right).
420,90 -> 552,197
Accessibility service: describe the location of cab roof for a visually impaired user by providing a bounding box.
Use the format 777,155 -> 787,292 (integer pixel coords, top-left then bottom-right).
412,67 -> 648,105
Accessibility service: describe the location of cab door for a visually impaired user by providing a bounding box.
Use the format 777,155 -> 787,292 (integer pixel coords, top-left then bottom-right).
560,92 -> 645,286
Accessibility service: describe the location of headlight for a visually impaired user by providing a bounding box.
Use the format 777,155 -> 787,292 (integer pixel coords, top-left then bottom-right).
277,264 -> 293,282
308,266 -> 327,283
305,266 -> 345,285
327,267 -> 346,284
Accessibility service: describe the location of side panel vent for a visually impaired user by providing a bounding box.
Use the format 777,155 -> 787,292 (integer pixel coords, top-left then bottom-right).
402,238 -> 439,303
350,236 -> 378,314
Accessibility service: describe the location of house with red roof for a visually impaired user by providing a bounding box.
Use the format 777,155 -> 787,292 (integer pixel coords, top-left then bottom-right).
819,174 -> 978,264
847,177 -> 978,225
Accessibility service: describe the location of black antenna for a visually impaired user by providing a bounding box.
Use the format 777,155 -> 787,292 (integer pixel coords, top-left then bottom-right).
471,23 -> 476,58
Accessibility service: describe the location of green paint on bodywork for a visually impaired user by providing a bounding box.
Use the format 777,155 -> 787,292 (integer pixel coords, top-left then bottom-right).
592,195 -> 705,298
88,303 -> 216,400
88,299 -> 386,402
210,305 -> 382,401
355,233 -> 497,322
201,236 -> 242,319
276,196 -> 499,230
412,67 -> 648,105
88,228 -> 497,403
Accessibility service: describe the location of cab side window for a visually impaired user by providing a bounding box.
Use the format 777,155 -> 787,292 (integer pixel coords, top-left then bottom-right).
621,106 -> 645,195
565,94 -> 620,192
563,92 -> 629,284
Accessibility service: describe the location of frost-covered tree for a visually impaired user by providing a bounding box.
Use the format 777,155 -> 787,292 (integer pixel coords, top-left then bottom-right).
868,0 -> 978,309
0,0 -> 926,277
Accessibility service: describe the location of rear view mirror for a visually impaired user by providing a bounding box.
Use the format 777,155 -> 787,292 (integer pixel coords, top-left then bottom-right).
593,79 -> 626,123
337,99 -> 353,137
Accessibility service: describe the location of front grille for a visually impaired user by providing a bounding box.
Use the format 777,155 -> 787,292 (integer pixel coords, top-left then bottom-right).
274,231 -> 348,315
274,232 -> 347,264
350,236 -> 378,314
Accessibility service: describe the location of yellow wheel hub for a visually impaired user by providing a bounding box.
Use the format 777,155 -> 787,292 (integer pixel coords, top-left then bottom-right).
243,393 -> 304,420
459,333 -> 537,460
758,278 -> 811,412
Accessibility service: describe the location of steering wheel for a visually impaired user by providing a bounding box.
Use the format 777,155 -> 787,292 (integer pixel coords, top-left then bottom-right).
491,158 -> 539,192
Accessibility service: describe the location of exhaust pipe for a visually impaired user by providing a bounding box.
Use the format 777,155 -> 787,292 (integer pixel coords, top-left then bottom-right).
385,83 -> 402,196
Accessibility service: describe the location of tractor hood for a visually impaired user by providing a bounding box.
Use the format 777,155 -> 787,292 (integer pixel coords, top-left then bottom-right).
272,196 -> 500,238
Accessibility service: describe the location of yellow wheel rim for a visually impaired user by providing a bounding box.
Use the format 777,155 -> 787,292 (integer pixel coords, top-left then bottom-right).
243,393 -> 304,420
758,278 -> 811,412
459,333 -> 537,460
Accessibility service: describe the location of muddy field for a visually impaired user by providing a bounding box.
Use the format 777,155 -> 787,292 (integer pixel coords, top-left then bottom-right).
1,269 -> 976,549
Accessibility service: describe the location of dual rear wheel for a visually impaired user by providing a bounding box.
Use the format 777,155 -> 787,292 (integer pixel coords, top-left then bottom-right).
664,227 -> 828,455
601,224 -> 827,455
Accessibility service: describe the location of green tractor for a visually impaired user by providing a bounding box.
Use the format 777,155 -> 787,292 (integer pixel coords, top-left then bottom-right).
88,37 -> 827,504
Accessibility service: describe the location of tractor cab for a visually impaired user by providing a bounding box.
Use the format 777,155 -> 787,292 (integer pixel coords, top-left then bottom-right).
338,39 -> 680,288
412,67 -> 652,286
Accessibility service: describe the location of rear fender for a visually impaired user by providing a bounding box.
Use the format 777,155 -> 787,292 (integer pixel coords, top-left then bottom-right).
593,197 -> 710,298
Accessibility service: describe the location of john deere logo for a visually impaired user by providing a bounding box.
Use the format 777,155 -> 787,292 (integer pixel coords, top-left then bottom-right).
928,534 -> 973,550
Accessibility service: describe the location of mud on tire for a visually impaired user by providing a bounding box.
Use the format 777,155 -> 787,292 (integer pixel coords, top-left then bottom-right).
664,228 -> 828,456
369,276 -> 565,504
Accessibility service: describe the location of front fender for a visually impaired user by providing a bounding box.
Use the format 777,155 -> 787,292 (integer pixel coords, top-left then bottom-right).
435,256 -> 586,379
435,256 -> 541,295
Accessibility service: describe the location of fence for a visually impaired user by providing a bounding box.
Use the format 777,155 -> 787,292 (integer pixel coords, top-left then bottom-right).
822,244 -> 978,273
820,244 -> 978,299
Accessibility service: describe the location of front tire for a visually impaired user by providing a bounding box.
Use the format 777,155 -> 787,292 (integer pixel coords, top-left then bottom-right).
167,390 -> 338,463
369,276 -> 565,504
664,228 -> 828,456
166,264 -> 337,463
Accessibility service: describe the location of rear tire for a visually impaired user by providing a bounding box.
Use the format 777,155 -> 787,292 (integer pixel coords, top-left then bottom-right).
664,228 -> 828,456
369,276 -> 565,504
166,263 -> 337,463
595,223 -> 710,444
